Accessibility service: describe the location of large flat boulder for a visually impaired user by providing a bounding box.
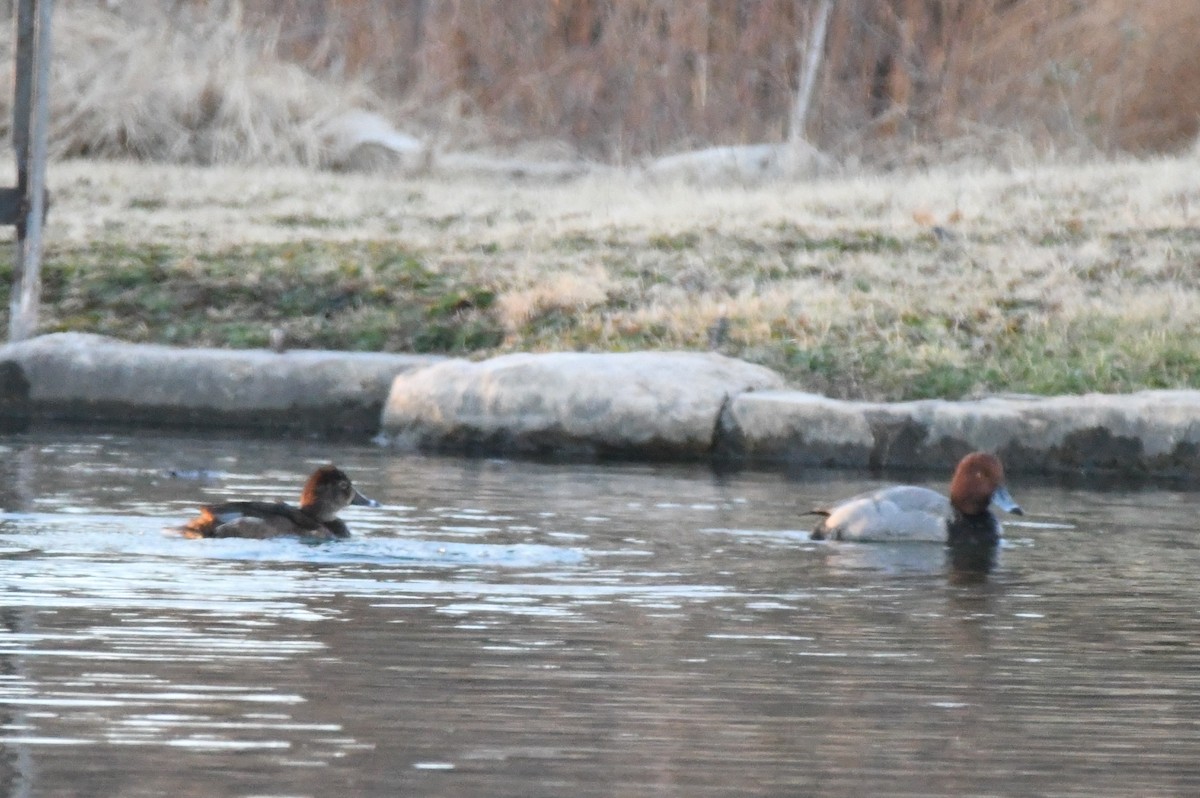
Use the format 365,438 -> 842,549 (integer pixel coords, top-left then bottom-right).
0,333 -> 442,434
381,351 -> 785,458
720,389 -> 1200,475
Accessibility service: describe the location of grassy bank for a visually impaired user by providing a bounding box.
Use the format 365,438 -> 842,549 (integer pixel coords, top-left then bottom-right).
3,156 -> 1199,401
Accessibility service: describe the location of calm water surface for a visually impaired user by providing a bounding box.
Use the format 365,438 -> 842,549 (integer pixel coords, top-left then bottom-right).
0,430 -> 1195,796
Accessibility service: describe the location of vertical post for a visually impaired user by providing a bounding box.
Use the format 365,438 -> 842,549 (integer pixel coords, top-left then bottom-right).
790,0 -> 834,144
9,0 -> 53,342
10,0 -> 33,245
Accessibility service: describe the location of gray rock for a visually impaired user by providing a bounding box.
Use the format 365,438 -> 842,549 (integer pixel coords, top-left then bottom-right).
644,142 -> 832,185
320,110 -> 430,173
0,333 -> 442,434
381,351 -> 785,458
720,389 -> 1200,475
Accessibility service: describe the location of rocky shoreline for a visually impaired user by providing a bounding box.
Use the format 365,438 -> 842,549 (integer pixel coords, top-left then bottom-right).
1,333 -> 1197,476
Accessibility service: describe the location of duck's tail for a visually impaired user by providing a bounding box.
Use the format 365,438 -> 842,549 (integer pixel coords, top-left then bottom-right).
807,508 -> 832,540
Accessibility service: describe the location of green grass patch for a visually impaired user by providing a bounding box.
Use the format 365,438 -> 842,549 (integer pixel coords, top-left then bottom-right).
770,224 -> 912,254
648,231 -> 701,251
270,214 -> 349,229
0,240 -> 506,355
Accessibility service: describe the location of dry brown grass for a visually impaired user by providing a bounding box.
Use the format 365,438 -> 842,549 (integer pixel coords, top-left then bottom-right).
14,150 -> 1200,401
0,5 -> 375,166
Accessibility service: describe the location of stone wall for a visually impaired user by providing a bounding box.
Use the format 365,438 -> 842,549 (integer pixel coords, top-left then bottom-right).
3,334 -> 1199,475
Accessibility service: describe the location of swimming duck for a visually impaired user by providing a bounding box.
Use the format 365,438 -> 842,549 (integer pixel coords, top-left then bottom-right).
180,465 -> 379,540
810,452 -> 1022,544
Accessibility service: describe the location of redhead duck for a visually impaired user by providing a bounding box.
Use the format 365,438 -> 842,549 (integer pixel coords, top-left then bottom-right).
810,452 -> 1022,544
180,465 -> 379,541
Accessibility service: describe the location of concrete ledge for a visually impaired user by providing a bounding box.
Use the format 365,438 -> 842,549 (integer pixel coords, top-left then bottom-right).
720,389 -> 1200,475
3,334 -> 1199,476
0,333 -> 442,435
380,351 -> 785,459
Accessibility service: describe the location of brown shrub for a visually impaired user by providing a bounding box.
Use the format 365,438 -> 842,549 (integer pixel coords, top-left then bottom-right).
244,0 -> 1200,160
951,0 -> 1200,153
9,1 -> 1198,165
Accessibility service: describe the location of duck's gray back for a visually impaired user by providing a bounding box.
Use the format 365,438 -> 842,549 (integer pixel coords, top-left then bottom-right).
819,485 -> 950,541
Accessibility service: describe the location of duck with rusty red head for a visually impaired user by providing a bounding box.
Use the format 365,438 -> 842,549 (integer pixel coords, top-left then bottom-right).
810,452 -> 1023,545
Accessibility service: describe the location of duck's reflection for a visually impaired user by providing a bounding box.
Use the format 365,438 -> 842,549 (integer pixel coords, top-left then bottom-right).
946,538 -> 999,584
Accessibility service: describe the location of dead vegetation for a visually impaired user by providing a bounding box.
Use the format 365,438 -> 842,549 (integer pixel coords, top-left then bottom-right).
0,2 -> 1196,169
249,0 -> 1200,161
0,4 -> 376,167
7,153 -> 1199,400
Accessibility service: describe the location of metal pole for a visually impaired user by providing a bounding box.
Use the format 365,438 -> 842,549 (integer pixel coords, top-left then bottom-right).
9,0 -> 52,342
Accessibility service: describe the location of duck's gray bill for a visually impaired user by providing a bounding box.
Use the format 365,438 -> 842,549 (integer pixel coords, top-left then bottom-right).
351,489 -> 381,508
991,485 -> 1023,515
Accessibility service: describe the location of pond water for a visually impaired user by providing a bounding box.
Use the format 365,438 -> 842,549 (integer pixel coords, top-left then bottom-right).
0,430 -> 1196,796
